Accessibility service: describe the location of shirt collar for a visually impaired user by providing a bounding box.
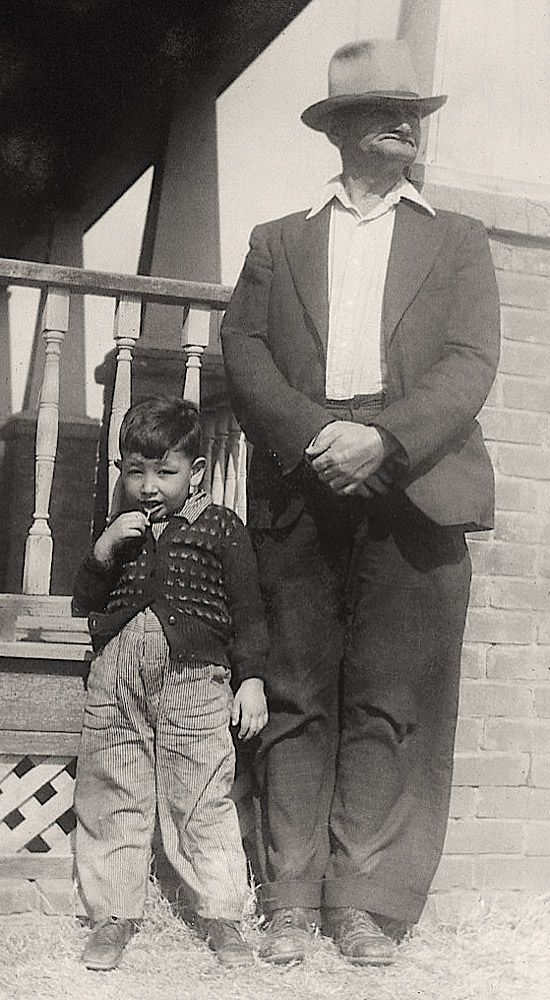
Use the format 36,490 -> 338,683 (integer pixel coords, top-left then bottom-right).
306,174 -> 435,220
169,490 -> 212,524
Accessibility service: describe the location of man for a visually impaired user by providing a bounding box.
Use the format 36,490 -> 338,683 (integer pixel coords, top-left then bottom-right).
221,39 -> 500,967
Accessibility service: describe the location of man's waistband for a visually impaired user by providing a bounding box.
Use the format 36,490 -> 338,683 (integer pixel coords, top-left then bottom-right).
324,391 -> 387,418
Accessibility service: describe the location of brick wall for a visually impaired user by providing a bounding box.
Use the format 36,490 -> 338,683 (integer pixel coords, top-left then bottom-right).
431,230 -> 550,914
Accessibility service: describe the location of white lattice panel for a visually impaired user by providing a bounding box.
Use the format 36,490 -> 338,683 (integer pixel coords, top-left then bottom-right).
0,754 -> 76,856
0,758 -> 71,816
0,757 -> 21,782
0,754 -> 252,859
40,820 -> 75,854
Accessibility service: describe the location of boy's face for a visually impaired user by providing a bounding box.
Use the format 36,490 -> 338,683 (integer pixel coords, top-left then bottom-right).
119,448 -> 206,521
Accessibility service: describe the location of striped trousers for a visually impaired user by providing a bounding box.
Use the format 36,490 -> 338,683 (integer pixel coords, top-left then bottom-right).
74,610 -> 247,923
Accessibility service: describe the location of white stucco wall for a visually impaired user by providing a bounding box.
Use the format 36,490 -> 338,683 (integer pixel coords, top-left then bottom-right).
426,0 -> 550,191
216,0 -> 402,285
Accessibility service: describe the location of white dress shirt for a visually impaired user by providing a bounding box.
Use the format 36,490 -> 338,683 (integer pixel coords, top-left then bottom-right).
307,175 -> 435,400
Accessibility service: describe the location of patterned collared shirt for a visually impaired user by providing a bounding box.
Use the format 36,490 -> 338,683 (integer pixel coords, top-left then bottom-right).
151,490 -> 212,540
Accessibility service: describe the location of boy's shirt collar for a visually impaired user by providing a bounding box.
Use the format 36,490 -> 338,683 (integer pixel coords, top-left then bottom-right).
150,491 -> 212,540
165,490 -> 212,525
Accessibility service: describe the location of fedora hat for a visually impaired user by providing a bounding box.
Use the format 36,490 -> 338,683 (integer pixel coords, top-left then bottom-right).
301,39 -> 447,131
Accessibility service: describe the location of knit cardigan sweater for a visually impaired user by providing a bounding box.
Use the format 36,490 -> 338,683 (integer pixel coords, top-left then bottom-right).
73,499 -> 268,682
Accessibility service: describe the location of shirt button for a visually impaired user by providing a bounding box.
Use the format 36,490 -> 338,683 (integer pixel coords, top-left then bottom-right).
168,615 -> 176,625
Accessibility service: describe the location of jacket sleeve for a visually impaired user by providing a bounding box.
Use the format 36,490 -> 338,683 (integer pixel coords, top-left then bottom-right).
372,218 -> 501,474
72,551 -> 120,616
220,517 -> 269,682
221,224 -> 335,472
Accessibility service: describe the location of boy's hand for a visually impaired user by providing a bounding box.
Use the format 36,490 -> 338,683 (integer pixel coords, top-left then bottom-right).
93,511 -> 149,566
231,678 -> 268,741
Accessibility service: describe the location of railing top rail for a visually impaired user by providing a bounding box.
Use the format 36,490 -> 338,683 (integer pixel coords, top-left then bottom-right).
0,257 -> 233,309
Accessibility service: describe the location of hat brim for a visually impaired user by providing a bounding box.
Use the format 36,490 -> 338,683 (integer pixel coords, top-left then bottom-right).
301,92 -> 448,131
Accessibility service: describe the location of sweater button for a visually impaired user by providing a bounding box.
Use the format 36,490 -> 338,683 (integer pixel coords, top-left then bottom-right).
168,615 -> 176,625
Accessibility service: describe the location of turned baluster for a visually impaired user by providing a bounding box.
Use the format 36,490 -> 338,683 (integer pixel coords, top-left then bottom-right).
211,409 -> 229,506
235,425 -> 249,523
22,289 -> 70,595
201,410 -> 216,496
226,413 -> 248,522
107,295 -> 142,516
224,413 -> 241,512
181,304 -> 211,409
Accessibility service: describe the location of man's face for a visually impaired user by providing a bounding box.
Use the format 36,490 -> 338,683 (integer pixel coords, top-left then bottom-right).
339,104 -> 421,167
119,448 -> 205,520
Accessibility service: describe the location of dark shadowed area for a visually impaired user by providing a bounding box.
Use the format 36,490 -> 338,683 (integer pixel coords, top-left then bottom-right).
0,0 -> 309,254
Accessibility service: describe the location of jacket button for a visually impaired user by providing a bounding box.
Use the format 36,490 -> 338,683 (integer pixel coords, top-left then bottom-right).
168,615 -> 176,625
90,616 -> 97,627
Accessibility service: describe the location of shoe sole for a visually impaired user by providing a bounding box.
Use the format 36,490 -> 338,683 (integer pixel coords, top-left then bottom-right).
259,951 -> 306,965
343,954 -> 395,966
83,958 -> 122,971
216,956 -> 255,968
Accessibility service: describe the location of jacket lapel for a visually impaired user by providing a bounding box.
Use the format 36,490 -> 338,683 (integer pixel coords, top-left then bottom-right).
382,202 -> 448,347
281,200 -> 447,361
281,207 -> 330,358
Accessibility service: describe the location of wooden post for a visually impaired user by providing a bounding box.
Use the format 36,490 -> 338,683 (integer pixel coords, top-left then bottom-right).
22,290 -> 70,595
210,409 -> 229,506
0,286 -> 12,424
181,304 -> 211,409
201,410 -> 216,497
107,295 -> 142,516
235,425 -> 249,524
224,414 -> 240,512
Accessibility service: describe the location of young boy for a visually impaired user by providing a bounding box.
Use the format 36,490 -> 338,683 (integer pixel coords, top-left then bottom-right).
73,397 -> 268,971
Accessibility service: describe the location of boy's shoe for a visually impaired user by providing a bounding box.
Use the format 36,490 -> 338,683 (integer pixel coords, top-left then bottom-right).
200,917 -> 254,967
258,907 -> 319,964
82,917 -> 135,971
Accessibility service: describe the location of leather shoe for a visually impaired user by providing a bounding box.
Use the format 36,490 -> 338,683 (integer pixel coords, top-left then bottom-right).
82,917 -> 135,971
325,907 -> 396,966
199,918 -> 254,967
259,907 -> 319,965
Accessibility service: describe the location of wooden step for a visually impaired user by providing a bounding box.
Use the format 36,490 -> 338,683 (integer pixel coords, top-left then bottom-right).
0,640 -> 92,661
0,594 -> 73,617
0,594 -> 74,642
14,615 -> 90,645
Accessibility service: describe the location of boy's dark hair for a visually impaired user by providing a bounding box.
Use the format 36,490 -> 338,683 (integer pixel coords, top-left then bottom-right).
119,397 -> 202,460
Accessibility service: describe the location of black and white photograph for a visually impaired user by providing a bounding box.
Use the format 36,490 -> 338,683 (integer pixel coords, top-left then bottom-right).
0,2 -> 548,998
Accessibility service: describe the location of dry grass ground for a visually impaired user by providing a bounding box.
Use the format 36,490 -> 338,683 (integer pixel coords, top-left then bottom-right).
0,887 -> 548,1000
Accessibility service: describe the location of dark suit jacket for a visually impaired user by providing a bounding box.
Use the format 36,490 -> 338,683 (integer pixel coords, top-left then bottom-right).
221,200 -> 501,530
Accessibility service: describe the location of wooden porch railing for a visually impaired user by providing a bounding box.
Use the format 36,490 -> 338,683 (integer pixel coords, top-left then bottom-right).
0,260 -> 257,902
0,257 -> 247,597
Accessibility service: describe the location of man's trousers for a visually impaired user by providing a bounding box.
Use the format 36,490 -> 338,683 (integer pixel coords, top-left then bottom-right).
74,610 -> 247,924
252,481 -> 471,926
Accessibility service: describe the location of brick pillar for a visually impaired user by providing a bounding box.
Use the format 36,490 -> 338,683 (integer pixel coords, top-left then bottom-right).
397,0 -> 550,916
